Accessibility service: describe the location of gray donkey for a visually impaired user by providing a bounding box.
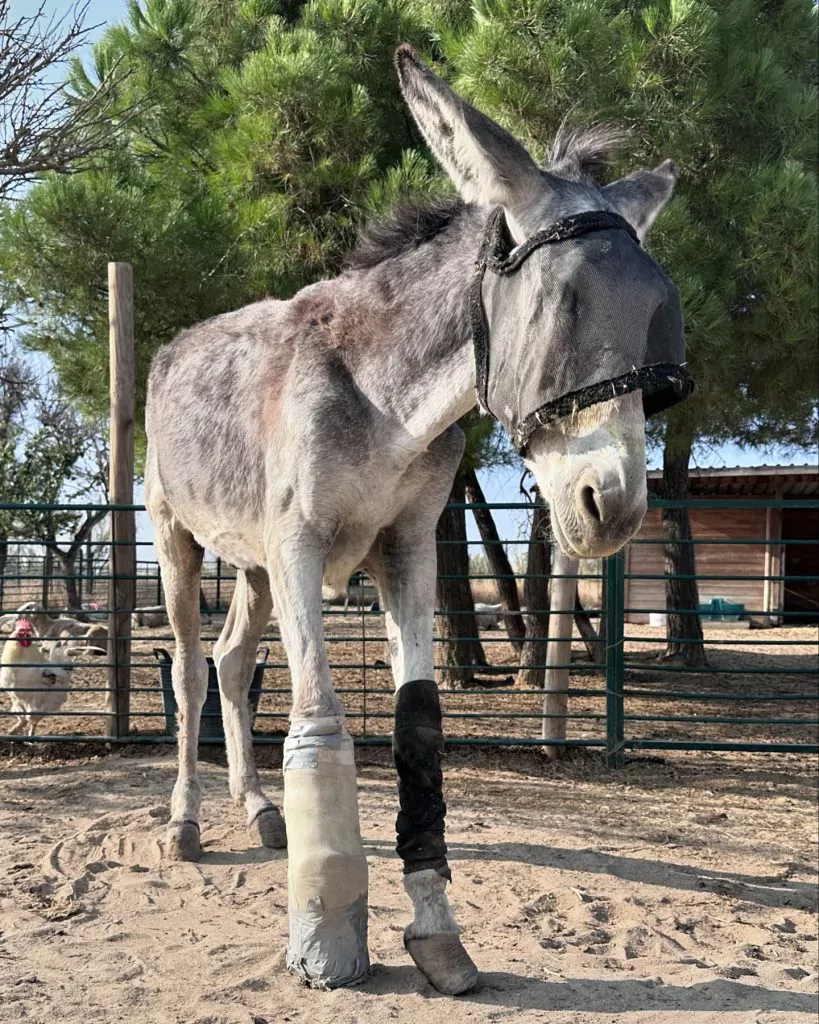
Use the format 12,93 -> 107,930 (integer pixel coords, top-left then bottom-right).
145,45 -> 691,996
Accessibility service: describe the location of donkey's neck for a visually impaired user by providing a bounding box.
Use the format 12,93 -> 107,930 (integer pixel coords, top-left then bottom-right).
340,205 -> 486,451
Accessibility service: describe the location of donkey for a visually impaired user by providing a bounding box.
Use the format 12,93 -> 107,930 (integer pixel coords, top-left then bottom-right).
145,45 -> 691,996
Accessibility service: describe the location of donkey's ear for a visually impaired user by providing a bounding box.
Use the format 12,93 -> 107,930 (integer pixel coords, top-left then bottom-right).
602,159 -> 677,241
395,44 -> 543,207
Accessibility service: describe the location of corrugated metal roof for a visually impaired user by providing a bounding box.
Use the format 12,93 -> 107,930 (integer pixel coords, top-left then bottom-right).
647,464 -> 817,478
646,464 -> 818,497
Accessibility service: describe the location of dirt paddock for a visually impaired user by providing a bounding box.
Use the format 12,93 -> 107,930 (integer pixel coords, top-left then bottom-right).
0,742 -> 816,1024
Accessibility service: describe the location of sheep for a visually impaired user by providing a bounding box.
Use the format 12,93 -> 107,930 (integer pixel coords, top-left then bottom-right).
1,618 -> 72,737
65,623 -> 108,655
81,601 -> 107,621
473,602 -> 504,630
13,601 -> 89,641
131,606 -> 167,629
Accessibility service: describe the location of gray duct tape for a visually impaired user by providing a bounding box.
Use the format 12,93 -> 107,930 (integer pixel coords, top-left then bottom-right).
284,716 -> 354,770
287,892 -> 370,990
284,720 -> 370,989
283,733 -> 352,770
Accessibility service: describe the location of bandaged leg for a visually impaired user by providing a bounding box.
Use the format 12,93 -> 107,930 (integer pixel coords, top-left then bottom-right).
284,716 -> 369,989
394,680 -> 478,995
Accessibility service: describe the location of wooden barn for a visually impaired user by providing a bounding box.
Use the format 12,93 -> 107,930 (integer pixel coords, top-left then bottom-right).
624,465 -> 819,625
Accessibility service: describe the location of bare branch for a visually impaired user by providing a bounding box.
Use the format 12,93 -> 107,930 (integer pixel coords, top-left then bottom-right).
0,0 -> 129,197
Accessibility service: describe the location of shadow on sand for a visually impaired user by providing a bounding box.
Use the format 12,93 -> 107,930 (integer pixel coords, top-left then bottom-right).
360,964 -> 818,1014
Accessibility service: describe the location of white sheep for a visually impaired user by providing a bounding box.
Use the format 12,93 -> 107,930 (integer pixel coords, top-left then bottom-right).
131,605 -> 167,628
81,601 -> 107,621
473,602 -> 504,630
13,601 -> 90,641
1,619 -> 72,737
64,623 -> 108,655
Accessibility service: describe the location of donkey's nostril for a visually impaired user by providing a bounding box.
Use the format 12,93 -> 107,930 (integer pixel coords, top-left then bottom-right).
580,484 -> 602,523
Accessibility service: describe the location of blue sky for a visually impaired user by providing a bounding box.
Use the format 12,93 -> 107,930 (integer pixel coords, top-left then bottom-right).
9,1 -> 813,559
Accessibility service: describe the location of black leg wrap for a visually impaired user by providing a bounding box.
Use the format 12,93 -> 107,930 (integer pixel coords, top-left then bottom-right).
393,679 -> 450,880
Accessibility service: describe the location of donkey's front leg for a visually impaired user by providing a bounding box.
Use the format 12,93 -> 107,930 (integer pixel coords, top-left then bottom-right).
371,526 -> 479,996
267,534 -> 369,989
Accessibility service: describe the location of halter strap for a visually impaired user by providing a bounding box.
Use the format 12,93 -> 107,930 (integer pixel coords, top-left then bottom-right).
469,206 -> 692,454
470,207 -> 640,424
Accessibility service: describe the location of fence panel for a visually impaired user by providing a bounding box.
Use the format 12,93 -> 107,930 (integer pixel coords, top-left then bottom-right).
1,498 -> 816,759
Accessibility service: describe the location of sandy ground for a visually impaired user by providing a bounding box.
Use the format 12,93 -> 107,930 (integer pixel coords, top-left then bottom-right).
0,744 -> 816,1024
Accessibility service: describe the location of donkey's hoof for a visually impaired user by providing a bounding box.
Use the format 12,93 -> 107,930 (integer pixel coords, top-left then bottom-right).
166,820 -> 201,862
250,806 -> 287,849
404,933 -> 479,996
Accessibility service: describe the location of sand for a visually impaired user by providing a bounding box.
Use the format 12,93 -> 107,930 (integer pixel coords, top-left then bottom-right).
0,743 -> 816,1024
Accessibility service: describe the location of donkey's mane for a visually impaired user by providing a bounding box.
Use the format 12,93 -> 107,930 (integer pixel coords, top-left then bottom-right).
345,196 -> 466,271
548,122 -> 629,182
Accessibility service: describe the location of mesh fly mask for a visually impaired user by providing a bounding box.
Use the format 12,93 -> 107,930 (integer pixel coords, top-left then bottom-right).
470,206 -> 694,454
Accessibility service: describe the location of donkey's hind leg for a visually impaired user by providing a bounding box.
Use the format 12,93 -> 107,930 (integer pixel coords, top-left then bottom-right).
213,567 -> 286,849
153,503 -> 208,862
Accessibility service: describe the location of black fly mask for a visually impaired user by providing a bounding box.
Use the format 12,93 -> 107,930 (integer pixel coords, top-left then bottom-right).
470,206 -> 694,455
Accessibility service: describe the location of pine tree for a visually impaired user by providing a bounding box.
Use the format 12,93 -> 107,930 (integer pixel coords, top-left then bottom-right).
0,0 -> 442,459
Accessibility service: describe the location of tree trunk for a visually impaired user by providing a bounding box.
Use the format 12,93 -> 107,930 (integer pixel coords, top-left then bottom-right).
44,511 -> 108,617
575,590 -> 605,665
45,547 -> 89,616
463,466 -> 525,654
517,490 -> 552,688
60,550 -> 82,612
436,471 -> 488,688
0,537 -> 7,613
42,544 -> 53,609
662,429 -> 707,666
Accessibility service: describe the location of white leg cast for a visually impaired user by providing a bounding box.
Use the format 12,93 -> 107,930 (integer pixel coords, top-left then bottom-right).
268,535 -> 369,989
370,524 -> 479,996
154,503 -> 209,862
213,567 -> 286,848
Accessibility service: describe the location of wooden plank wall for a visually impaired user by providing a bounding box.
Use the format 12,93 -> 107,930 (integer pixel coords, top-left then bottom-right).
625,506 -> 767,623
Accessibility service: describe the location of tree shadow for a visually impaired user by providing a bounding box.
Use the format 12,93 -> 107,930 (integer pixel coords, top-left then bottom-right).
361,965 -> 818,1013
360,839 -> 817,911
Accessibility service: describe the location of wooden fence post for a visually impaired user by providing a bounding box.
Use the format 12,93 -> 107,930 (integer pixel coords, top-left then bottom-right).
542,547 -> 578,759
106,262 -> 136,739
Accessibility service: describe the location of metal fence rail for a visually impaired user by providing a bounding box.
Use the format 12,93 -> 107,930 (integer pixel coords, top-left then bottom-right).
1,497 -> 817,761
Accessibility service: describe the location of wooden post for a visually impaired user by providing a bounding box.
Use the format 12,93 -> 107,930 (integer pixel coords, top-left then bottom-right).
763,506 -> 773,624
542,547 -> 578,759
772,487 -> 784,626
763,491 -> 785,626
106,262 -> 136,739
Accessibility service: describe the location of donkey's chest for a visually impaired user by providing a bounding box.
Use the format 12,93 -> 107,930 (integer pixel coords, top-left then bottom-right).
321,479 -> 410,593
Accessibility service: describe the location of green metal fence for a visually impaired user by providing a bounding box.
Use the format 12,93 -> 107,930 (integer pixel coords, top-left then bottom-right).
1,497 -> 816,761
